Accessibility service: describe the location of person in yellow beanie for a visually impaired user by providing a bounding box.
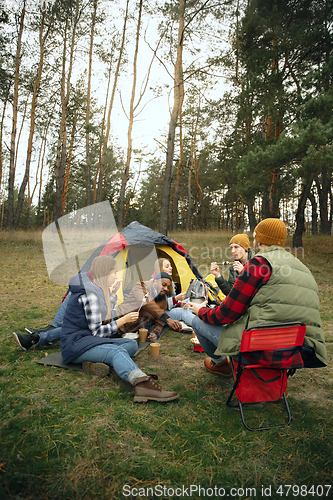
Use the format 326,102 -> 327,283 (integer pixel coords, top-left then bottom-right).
189,218 -> 327,377
253,217 -> 288,249
210,234 -> 254,296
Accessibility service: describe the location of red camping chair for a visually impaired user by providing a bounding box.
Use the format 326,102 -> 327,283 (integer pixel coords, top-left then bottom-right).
226,322 -> 306,431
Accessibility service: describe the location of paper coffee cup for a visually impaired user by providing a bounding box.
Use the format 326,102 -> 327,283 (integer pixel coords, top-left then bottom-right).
139,328 -> 148,342
150,342 -> 160,358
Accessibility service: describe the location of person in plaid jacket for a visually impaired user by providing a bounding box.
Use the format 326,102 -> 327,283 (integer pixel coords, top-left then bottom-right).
189,218 -> 327,376
60,256 -> 179,403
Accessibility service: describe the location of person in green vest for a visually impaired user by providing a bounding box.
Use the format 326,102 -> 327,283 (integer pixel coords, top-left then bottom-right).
189,218 -> 327,376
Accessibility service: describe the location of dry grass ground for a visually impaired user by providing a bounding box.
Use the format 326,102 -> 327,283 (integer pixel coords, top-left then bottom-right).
0,229 -> 332,500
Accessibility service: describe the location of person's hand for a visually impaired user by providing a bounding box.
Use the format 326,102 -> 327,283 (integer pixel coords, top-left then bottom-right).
116,311 -> 139,328
188,300 -> 208,316
233,261 -> 244,273
210,262 -> 221,278
111,279 -> 123,295
166,318 -> 182,331
148,332 -> 158,341
175,291 -> 186,301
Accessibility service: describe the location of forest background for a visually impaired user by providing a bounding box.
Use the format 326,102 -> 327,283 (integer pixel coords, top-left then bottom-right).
0,0 -> 332,246
1,2 -> 333,496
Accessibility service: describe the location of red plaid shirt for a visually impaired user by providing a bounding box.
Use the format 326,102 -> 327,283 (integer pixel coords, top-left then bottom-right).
199,256 -> 272,325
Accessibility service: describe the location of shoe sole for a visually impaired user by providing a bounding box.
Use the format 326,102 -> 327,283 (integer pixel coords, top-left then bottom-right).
82,361 -> 110,377
25,326 -> 55,334
204,365 -> 232,377
133,394 -> 179,403
13,332 -> 27,351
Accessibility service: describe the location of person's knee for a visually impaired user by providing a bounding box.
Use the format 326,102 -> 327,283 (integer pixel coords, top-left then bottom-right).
116,340 -> 137,357
124,339 -> 137,349
126,339 -> 138,356
192,316 -> 212,342
192,315 -> 203,333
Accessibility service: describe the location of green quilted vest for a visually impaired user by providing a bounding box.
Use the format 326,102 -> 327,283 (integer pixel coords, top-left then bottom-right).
214,246 -> 327,366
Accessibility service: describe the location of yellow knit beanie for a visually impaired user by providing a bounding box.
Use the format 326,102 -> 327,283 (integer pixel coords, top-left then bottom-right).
229,234 -> 251,251
253,218 -> 287,247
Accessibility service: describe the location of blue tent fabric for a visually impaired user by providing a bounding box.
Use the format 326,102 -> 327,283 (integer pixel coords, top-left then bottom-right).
81,221 -> 202,280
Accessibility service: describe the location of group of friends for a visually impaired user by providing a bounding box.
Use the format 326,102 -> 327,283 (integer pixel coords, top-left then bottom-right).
13,218 -> 327,404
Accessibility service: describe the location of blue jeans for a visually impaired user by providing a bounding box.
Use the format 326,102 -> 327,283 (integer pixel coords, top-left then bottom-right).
168,307 -> 195,326
36,292 -> 72,347
37,327 -> 62,346
51,291 -> 71,326
73,339 -> 139,382
192,316 -> 225,361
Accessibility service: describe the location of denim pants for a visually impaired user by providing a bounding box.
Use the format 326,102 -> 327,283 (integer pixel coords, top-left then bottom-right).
167,306 -> 195,326
37,327 -> 62,346
52,291 -> 71,326
73,339 -> 139,382
192,316 -> 225,361
36,292 -> 71,347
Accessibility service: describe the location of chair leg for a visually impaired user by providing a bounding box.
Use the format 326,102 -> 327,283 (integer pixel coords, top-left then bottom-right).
283,392 -> 292,426
226,359 -> 242,408
238,392 -> 292,431
226,383 -> 238,407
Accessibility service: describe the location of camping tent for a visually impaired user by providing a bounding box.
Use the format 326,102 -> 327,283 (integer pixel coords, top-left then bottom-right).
81,221 -> 203,303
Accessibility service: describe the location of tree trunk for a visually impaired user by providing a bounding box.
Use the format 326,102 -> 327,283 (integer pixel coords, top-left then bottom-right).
193,118 -> 203,227
55,18 -> 69,220
29,138 -> 43,229
315,169 -> 330,234
1,198 -> 5,230
55,1 -> 81,220
159,0 -> 185,235
293,177 -> 314,248
261,28 -> 282,220
7,0 -> 26,228
0,90 -> 10,195
187,160 -> 192,231
171,46 -> 185,232
329,181 -> 332,234
118,0 -> 143,229
125,160 -> 142,220
15,5 -> 50,228
172,95 -> 184,231
307,190 -> 318,235
262,169 -> 281,218
25,180 -> 31,229
247,198 -> 256,231
62,111 -> 77,213
36,118 -> 50,227
93,56 -> 112,203
96,0 -> 129,203
86,0 -> 98,207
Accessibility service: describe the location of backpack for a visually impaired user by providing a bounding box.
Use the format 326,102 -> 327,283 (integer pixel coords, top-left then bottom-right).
185,278 -> 208,303
185,277 -> 224,306
204,274 -> 225,304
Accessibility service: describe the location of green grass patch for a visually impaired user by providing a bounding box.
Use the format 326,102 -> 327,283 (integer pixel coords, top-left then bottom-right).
0,230 -> 332,499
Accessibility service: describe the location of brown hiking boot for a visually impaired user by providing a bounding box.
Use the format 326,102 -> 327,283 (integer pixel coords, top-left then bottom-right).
204,357 -> 232,377
82,361 -> 110,377
133,375 -> 179,403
